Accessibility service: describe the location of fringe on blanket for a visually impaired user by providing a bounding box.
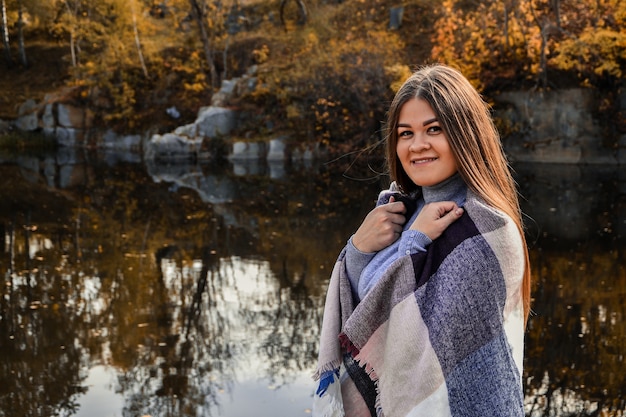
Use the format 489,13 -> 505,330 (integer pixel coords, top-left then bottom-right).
313,359 -> 344,381
339,332 -> 360,357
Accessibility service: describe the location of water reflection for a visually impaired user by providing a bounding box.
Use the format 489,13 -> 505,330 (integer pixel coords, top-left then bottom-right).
515,163 -> 626,416
0,151 -> 624,416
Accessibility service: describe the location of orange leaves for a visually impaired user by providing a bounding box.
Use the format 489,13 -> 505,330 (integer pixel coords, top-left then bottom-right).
384,64 -> 411,93
429,0 -> 625,89
552,28 -> 626,78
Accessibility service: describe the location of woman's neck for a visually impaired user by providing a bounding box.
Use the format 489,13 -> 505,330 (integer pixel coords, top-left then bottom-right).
422,173 -> 466,205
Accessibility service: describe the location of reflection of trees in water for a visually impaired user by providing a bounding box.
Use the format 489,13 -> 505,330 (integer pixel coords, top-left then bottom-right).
112,243 -> 232,417
524,242 -> 626,416
113,244 -> 325,416
516,163 -> 626,416
0,158 -> 341,417
0,219 -> 88,416
259,268 -> 324,385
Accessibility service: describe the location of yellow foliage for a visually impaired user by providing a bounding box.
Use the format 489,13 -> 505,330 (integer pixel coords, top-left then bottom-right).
432,0 -> 625,88
384,64 -> 412,93
184,82 -> 207,93
252,45 -> 270,64
552,28 -> 626,78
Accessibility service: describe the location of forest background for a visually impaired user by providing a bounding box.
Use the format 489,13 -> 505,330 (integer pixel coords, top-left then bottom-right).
0,0 -> 624,154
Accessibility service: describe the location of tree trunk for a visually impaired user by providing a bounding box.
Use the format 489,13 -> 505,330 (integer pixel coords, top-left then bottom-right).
131,0 -> 149,78
188,0 -> 218,88
63,0 -> 78,67
539,25 -> 548,87
552,0 -> 560,29
17,0 -> 27,67
529,0 -> 549,88
0,0 -> 12,66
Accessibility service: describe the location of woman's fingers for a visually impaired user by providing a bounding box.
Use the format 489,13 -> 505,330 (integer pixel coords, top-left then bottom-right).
352,197 -> 407,253
410,201 -> 463,240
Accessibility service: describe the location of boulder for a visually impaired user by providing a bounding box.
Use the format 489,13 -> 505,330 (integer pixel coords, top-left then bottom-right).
174,123 -> 198,138
146,161 -> 239,204
195,106 -> 237,138
292,143 -> 321,162
231,160 -> 264,176
211,79 -> 239,107
144,105 -> 237,160
15,99 -> 39,131
41,104 -> 55,129
266,137 -> 288,161
145,132 -> 203,160
56,127 -> 83,147
268,160 -> 286,179
229,141 -> 266,160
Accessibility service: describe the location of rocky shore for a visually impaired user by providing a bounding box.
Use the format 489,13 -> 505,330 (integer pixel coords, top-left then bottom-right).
2,67 -> 625,165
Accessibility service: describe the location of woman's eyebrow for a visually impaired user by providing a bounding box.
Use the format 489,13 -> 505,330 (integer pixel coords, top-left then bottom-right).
423,117 -> 438,126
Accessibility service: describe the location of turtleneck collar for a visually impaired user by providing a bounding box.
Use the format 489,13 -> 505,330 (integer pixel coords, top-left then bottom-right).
422,173 -> 467,206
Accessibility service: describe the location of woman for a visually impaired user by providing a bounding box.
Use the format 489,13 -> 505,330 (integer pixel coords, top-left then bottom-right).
313,64 -> 531,417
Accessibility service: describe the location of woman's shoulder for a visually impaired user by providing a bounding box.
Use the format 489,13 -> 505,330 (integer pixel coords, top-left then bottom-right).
463,190 -> 518,236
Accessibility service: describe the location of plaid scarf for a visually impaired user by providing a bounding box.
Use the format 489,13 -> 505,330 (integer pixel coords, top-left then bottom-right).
313,190 -> 526,417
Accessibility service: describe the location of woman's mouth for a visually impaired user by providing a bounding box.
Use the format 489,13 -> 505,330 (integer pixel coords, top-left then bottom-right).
411,157 -> 437,165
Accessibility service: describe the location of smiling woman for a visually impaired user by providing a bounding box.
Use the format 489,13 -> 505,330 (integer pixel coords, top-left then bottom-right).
395,97 -> 458,187
313,64 -> 532,417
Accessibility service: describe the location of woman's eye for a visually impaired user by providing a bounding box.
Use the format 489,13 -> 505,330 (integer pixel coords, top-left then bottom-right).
427,125 -> 442,134
398,130 -> 412,138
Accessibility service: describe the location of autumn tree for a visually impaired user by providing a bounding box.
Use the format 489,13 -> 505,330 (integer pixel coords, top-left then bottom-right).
1,0 -> 73,67
430,0 -> 625,90
431,0 -> 545,89
550,0 -> 626,86
187,0 -> 220,88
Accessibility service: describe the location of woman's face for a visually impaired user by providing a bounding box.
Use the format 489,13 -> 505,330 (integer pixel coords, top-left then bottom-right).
396,98 -> 458,187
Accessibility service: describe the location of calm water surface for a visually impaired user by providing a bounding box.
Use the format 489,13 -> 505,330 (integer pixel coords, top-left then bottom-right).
0,149 -> 624,417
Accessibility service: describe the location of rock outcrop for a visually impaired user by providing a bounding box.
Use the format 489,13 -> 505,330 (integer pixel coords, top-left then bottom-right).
496,88 -> 626,164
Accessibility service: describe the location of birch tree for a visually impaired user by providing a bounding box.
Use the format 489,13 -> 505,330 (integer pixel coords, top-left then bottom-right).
61,0 -> 79,67
130,0 -> 148,78
0,0 -> 11,66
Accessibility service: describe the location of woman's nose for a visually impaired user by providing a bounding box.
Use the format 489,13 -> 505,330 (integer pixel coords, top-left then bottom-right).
408,134 -> 430,151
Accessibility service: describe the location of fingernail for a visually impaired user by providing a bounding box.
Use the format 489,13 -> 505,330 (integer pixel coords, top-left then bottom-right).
455,208 -> 463,215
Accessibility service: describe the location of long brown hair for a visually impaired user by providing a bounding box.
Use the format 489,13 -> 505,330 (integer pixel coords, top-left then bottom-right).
386,64 -> 531,325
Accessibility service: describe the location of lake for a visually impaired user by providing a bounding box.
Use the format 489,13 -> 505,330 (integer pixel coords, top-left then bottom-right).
0,147 -> 624,416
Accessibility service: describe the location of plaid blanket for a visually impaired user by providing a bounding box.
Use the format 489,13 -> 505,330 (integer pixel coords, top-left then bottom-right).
313,190 -> 526,417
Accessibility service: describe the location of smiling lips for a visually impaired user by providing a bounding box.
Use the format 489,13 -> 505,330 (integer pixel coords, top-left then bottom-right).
411,157 -> 438,165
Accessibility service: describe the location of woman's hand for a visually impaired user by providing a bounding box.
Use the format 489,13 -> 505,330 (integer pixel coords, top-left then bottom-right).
352,196 -> 407,253
410,201 -> 463,240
